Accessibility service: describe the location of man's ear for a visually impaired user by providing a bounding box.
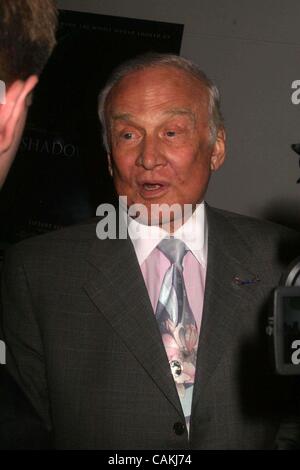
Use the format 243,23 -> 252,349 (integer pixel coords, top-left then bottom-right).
210,128 -> 226,171
107,153 -> 113,177
0,75 -> 38,154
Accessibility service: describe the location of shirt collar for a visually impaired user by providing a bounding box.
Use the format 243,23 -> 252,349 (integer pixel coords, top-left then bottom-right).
127,202 -> 207,268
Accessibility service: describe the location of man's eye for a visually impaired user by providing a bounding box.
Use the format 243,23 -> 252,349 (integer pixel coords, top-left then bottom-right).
122,132 -> 134,140
166,130 -> 176,137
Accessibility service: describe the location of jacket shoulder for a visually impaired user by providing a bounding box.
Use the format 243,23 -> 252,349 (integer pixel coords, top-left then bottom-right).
3,218 -> 100,264
209,206 -> 299,238
208,206 -> 300,267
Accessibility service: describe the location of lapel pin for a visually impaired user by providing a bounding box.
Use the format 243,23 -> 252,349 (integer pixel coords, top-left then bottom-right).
233,275 -> 260,286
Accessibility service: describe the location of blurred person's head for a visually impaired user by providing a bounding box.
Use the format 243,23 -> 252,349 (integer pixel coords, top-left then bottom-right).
0,0 -> 57,188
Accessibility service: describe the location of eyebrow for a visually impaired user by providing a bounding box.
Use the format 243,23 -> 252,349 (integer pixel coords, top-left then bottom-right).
163,108 -> 196,123
111,108 -> 196,124
111,113 -> 132,122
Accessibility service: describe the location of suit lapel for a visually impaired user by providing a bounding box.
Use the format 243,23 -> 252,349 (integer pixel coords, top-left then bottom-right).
83,208 -> 263,419
84,235 -> 183,416
192,206 -> 264,412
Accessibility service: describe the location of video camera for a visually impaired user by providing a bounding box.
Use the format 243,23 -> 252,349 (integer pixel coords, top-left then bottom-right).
269,257 -> 300,374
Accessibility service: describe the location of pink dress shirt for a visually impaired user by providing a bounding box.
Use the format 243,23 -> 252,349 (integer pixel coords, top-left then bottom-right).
128,203 -> 208,332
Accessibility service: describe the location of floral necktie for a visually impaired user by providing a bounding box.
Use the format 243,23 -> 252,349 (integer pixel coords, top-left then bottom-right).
156,238 -> 198,433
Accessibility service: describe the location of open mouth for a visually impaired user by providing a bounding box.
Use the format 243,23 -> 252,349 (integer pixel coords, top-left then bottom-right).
139,182 -> 169,198
143,183 -> 164,191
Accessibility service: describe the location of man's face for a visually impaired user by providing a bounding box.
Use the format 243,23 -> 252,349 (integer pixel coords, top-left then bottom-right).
106,66 -> 225,225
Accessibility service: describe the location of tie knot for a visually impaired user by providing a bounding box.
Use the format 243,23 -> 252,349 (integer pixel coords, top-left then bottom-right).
158,238 -> 188,267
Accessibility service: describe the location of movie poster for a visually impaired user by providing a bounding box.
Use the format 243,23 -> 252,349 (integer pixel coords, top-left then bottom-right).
0,10 -> 183,258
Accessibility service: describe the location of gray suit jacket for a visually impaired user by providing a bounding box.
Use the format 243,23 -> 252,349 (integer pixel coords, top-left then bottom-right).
1,205 -> 300,449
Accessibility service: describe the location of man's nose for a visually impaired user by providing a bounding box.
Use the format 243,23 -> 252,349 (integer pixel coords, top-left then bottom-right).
137,135 -> 165,170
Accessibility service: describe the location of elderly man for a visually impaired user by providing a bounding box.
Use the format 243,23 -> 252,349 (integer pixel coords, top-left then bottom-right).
0,0 -> 57,449
1,53 -> 300,449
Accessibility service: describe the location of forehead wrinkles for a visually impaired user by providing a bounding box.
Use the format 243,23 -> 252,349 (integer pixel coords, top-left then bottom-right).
106,67 -> 210,124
